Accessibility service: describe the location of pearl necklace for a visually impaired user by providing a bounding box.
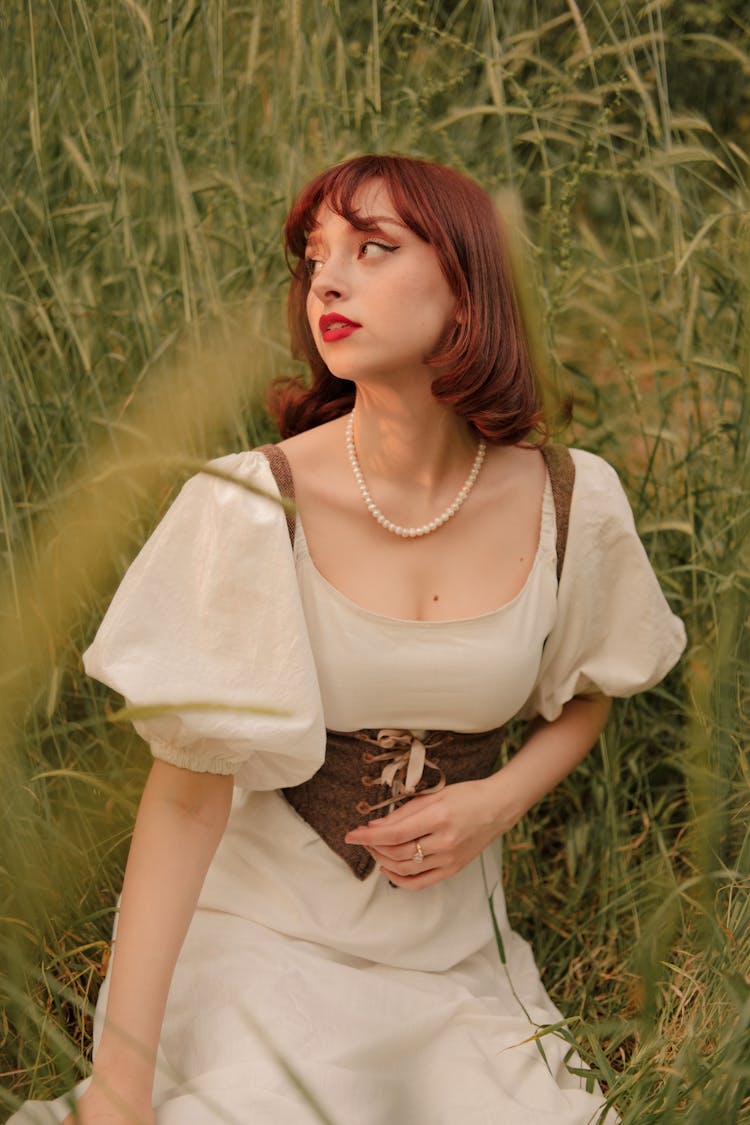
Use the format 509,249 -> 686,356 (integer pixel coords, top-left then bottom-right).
345,410 -> 487,538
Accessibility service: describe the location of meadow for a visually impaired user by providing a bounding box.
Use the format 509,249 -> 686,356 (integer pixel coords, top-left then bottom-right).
1,1 -> 748,1122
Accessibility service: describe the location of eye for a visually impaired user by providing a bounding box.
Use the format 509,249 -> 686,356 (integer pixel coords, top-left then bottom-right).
303,257 -> 322,278
359,239 -> 399,260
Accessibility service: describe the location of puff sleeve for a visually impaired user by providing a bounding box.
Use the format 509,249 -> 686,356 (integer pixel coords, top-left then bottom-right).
83,451 -> 326,790
521,448 -> 687,721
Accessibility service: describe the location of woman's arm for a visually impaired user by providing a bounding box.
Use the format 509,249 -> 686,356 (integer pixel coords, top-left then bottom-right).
484,693 -> 613,831
64,760 -> 233,1123
345,694 -> 612,889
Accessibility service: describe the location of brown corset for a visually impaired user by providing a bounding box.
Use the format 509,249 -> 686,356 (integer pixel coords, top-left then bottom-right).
284,726 -> 507,879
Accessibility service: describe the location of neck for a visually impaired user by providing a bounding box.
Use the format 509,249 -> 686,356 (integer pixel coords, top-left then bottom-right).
351,387 -> 477,490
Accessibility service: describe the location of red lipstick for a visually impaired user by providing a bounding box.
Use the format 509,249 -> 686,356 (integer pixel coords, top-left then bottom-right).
319,313 -> 361,342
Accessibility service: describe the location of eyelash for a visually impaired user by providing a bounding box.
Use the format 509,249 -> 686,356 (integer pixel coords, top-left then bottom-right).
303,239 -> 399,277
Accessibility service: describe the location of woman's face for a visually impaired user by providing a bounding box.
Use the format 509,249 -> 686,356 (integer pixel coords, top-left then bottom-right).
304,180 -> 458,387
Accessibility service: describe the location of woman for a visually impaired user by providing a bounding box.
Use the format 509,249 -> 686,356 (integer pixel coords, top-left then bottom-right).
12,155 -> 686,1124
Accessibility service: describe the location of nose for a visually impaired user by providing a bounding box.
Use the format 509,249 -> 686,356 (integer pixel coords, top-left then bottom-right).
308,256 -> 347,303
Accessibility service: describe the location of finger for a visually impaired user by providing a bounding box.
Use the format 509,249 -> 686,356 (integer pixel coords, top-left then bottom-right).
381,864 -> 454,891
368,791 -> 443,826
369,842 -> 434,869
344,793 -> 446,846
345,814 -> 438,848
376,856 -> 439,880
344,796 -> 440,847
372,833 -> 437,872
368,839 -> 433,863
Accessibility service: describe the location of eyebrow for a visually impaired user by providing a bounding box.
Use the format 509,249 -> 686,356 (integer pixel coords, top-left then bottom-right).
356,214 -> 407,230
305,213 -> 407,248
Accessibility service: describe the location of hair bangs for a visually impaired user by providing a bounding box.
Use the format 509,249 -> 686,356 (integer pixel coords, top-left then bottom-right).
285,155 -> 435,267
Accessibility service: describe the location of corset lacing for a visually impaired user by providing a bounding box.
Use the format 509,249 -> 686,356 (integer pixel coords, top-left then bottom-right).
355,728 -> 447,816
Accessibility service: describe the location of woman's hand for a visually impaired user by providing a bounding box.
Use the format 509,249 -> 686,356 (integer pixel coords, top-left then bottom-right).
344,778 -> 504,889
61,1080 -> 154,1124
344,696 -> 613,890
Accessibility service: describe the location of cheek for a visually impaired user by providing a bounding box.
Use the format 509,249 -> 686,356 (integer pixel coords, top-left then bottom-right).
305,289 -> 322,340
304,292 -> 326,361
394,266 -> 456,331
405,286 -> 457,345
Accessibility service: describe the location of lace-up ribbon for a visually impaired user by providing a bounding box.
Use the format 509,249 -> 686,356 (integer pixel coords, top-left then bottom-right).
354,729 -> 447,816
283,725 -> 507,880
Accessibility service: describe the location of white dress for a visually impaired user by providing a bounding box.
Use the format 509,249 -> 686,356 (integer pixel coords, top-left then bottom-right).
9,448 -> 686,1125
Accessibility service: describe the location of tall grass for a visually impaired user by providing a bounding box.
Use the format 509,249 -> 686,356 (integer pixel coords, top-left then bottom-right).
1,2 -> 748,1122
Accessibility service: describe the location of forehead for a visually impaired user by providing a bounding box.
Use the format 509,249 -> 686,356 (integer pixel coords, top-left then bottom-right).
307,179 -> 402,240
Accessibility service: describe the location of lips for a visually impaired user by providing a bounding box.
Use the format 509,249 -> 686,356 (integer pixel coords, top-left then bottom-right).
319,313 -> 362,342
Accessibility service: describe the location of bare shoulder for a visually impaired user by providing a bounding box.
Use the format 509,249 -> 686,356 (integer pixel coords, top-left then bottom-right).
481,441 -> 547,495
276,415 -> 350,505
277,416 -> 345,467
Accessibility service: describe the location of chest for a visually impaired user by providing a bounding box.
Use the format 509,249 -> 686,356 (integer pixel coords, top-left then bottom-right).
294,520 -> 559,733
295,477 -> 546,622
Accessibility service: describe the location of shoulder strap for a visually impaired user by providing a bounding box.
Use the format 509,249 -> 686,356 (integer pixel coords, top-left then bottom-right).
256,443 -> 296,548
540,443 -> 575,583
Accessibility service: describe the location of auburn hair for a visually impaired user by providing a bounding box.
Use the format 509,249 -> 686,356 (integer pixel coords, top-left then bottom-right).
268,154 -> 544,444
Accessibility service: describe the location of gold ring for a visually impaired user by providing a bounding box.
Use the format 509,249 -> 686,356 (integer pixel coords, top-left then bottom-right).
412,841 -> 424,864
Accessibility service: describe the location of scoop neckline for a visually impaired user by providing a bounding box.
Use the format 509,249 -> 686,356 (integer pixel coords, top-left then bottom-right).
294,474 -> 555,627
